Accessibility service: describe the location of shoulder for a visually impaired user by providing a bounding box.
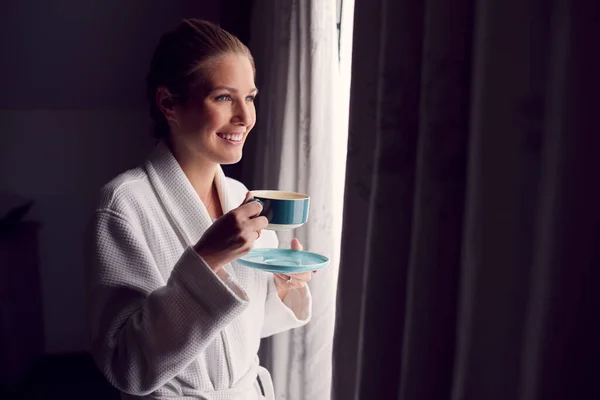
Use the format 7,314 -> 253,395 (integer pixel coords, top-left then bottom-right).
95,166 -> 153,218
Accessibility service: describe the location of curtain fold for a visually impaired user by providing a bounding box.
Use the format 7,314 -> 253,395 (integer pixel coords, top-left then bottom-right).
246,1 -> 344,399
334,0 -> 600,399
398,0 -> 474,397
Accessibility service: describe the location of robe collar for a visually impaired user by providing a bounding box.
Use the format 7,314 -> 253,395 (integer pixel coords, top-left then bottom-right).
144,140 -> 238,247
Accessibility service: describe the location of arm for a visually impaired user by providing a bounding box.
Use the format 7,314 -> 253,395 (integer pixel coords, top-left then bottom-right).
261,276 -> 312,338
85,210 -> 248,396
258,234 -> 312,338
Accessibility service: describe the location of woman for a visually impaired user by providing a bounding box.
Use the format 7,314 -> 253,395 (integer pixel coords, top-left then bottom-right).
85,19 -> 313,400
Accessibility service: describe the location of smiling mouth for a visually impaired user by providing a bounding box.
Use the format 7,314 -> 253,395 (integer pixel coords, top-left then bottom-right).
217,132 -> 244,142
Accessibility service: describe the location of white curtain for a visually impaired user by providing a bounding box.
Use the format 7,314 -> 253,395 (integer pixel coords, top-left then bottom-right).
245,0 -> 352,398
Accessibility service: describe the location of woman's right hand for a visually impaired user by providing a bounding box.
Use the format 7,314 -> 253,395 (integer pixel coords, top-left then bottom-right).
194,192 -> 268,272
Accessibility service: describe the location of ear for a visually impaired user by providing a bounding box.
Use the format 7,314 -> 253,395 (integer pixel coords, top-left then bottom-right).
156,86 -> 178,123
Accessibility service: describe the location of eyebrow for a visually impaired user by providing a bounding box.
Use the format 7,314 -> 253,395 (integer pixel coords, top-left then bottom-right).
211,85 -> 259,94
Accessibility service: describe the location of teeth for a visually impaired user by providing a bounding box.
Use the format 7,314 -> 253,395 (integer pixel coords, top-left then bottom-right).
219,133 -> 242,141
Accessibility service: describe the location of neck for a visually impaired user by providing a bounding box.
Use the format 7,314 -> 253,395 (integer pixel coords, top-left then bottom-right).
166,138 -> 218,203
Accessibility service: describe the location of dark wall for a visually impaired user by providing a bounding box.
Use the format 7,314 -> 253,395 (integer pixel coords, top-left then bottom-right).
220,0 -> 253,45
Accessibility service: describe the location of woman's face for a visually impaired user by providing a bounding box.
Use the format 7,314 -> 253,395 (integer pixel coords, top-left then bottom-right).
169,53 -> 257,165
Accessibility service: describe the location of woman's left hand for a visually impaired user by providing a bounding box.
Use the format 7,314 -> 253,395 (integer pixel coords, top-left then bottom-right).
273,238 -> 314,300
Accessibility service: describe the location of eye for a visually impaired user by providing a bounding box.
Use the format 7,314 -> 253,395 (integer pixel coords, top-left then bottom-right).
245,95 -> 256,102
215,94 -> 232,101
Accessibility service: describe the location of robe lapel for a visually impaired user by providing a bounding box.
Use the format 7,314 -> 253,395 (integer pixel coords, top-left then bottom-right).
145,142 -> 254,387
144,141 -> 210,247
144,141 -> 235,247
213,163 -> 239,216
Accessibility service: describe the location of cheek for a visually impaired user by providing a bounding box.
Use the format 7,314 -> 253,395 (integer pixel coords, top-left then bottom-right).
249,106 -> 257,128
177,107 -> 206,132
181,113 -> 219,136
203,108 -> 230,131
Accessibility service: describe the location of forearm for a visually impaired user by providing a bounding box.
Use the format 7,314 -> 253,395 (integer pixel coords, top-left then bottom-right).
261,276 -> 312,338
88,210 -> 250,395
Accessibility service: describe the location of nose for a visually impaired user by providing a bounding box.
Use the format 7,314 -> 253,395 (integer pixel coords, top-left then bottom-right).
231,100 -> 253,127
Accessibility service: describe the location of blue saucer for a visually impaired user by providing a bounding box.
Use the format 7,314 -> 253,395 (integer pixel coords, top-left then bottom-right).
237,248 -> 330,273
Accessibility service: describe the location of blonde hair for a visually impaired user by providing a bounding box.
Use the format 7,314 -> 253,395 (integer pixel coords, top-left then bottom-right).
146,18 -> 255,138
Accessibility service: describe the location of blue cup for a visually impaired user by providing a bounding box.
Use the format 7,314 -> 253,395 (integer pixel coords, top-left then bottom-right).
247,190 -> 310,231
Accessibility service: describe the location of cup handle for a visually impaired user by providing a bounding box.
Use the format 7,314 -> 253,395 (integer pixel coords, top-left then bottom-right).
244,197 -> 264,218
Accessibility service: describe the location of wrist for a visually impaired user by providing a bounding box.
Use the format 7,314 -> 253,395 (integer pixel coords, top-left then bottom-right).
277,288 -> 288,302
193,245 -> 223,273
275,280 -> 290,301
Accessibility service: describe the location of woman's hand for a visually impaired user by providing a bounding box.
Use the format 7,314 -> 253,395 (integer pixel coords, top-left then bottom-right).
273,238 -> 314,301
194,192 -> 268,272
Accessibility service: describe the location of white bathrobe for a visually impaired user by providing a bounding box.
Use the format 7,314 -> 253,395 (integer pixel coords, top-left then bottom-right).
85,142 -> 312,400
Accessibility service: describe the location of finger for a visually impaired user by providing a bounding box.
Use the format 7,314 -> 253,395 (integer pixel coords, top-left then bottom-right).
278,272 -> 311,283
291,238 -> 303,251
293,272 -> 312,282
247,216 -> 269,231
275,274 -> 308,288
274,273 -> 286,281
239,192 -> 262,216
274,273 -> 297,283
238,199 -> 263,218
238,220 -> 267,248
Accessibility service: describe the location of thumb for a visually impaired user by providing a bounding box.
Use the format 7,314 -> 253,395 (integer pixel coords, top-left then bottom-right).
242,191 -> 253,205
291,238 -> 303,251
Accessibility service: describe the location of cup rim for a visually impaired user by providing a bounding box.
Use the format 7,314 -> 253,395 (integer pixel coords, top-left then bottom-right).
250,190 -> 310,200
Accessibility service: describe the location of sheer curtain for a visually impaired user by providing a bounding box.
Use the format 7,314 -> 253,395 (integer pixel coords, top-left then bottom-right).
243,1 -> 352,399
333,0 -> 600,399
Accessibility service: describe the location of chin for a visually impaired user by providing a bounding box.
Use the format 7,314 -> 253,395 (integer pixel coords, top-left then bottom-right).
216,151 -> 243,165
